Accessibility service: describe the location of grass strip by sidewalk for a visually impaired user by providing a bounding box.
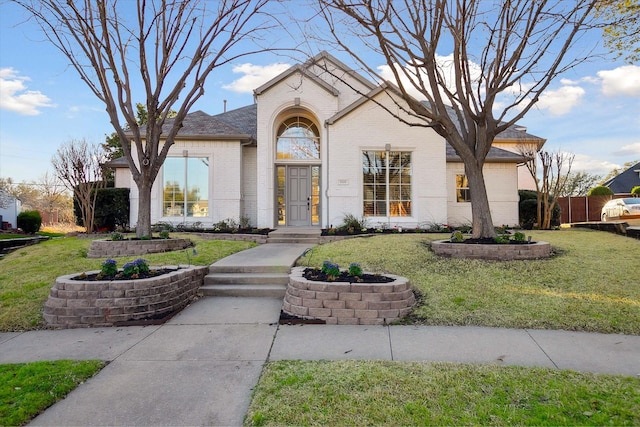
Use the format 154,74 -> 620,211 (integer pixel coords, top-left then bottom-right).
0,360 -> 105,426
0,235 -> 255,331
245,360 -> 640,426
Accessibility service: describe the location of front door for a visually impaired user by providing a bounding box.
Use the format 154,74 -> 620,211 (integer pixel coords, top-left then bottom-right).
287,166 -> 311,226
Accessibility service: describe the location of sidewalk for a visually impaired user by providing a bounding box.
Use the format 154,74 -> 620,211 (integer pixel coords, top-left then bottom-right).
1,296 -> 639,426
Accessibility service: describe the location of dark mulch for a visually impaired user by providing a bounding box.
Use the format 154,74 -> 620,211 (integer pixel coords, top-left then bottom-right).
279,310 -> 326,325
459,238 -> 534,245
302,267 -> 394,284
71,268 -> 178,281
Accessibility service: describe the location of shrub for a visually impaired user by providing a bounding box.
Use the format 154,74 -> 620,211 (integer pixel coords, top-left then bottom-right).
518,190 -> 560,229
348,263 -> 363,277
588,186 -> 614,196
17,210 -> 42,233
513,231 -> 526,242
338,214 -> 368,232
74,187 -> 130,231
111,232 -> 124,241
159,230 -> 170,239
631,186 -> 640,195
321,261 -> 340,280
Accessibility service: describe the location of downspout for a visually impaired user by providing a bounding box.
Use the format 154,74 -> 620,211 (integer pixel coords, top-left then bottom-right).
324,120 -> 330,228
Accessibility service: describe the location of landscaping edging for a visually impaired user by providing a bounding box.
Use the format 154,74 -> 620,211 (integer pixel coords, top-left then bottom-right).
431,240 -> 552,260
87,238 -> 193,258
43,265 -> 208,328
283,266 -> 415,325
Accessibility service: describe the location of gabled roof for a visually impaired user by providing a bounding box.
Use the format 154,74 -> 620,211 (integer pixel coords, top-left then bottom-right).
253,51 -> 375,97
603,161 -> 640,193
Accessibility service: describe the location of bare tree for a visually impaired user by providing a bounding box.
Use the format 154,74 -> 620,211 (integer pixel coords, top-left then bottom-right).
539,151 -> 574,229
519,144 -> 574,229
16,0 -> 273,237
318,0 -> 602,238
52,139 -> 106,233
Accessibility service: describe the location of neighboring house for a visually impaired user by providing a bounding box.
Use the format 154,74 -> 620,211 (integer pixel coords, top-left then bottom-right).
603,161 -> 640,194
110,52 -> 545,230
0,190 -> 21,229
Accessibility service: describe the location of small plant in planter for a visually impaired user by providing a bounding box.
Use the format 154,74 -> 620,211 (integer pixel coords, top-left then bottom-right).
321,261 -> 341,281
348,263 -> 363,278
159,230 -> 170,239
513,231 -> 526,243
111,232 -> 124,241
99,259 -> 118,278
450,230 -> 465,243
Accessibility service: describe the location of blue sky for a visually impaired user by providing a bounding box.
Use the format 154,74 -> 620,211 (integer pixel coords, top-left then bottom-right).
1,1 -> 639,185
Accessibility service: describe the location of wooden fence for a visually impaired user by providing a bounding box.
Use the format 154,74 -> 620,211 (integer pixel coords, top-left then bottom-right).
556,194 -> 632,224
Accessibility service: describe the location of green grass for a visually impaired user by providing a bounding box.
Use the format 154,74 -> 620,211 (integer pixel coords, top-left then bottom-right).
0,360 -> 105,426
0,234 -> 28,240
299,229 -> 640,334
245,360 -> 640,426
0,234 -> 256,331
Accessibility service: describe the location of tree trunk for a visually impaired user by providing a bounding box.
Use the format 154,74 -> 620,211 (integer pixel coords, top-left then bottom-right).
135,179 -> 153,238
464,160 -> 497,239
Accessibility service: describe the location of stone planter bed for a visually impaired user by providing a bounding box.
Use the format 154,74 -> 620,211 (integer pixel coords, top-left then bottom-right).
283,266 -> 415,325
87,238 -> 193,258
43,265 -> 208,328
431,240 -> 552,260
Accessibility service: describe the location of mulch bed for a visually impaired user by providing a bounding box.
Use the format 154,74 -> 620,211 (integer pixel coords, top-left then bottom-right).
302,268 -> 394,284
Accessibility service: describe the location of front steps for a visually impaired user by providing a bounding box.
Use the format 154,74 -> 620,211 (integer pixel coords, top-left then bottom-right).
201,239 -> 317,298
266,228 -> 321,244
201,266 -> 290,298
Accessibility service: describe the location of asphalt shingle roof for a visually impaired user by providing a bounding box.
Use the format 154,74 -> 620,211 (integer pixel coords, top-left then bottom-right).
604,162 -> 640,194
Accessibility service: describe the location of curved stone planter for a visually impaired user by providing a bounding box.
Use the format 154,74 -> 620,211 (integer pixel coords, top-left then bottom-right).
431,240 -> 552,260
88,238 -> 193,258
283,266 -> 415,325
43,265 -> 208,328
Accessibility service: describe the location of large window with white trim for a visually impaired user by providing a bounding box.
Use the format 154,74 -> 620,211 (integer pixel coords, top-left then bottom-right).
162,157 -> 209,218
362,151 -> 411,217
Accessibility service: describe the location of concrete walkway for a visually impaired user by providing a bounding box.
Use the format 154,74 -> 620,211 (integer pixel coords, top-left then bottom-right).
0,243 -> 638,426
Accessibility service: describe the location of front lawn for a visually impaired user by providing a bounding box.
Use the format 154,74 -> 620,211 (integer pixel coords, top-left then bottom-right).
0,235 -> 256,331
299,229 -> 640,334
245,360 -> 640,426
0,360 -> 105,426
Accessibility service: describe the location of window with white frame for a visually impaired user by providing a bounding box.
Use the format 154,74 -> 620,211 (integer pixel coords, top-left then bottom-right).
362,150 -> 411,217
456,174 -> 471,202
162,157 -> 209,217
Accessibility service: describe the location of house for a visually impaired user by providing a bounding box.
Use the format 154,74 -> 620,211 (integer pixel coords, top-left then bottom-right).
0,190 -> 21,230
110,52 -> 545,230
603,161 -> 640,194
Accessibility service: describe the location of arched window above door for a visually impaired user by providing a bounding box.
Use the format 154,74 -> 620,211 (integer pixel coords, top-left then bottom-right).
276,116 -> 320,160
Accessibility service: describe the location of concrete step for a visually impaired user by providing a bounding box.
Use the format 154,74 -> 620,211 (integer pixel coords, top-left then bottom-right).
266,237 -> 319,244
204,272 -> 289,285
200,284 -> 287,298
208,265 -> 291,274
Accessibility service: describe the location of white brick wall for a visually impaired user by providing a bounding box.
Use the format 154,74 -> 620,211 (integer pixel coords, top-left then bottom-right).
446,162 -> 520,227
242,146 -> 258,227
326,92 -> 448,228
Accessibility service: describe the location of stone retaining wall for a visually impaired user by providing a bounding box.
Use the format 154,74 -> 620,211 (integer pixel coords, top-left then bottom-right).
43,265 -> 208,328
88,238 -> 193,258
431,240 -> 552,260
283,267 -> 415,325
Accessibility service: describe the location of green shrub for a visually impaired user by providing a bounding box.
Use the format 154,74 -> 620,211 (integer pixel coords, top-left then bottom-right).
73,187 -> 130,231
631,186 -> 640,195
338,214 -> 368,233
518,190 -> 560,229
513,231 -> 526,242
588,186 -> 614,196
17,210 -> 42,233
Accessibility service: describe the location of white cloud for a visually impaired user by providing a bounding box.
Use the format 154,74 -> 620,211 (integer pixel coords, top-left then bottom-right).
0,67 -> 54,115
612,142 -> 640,157
222,63 -> 291,93
536,85 -> 585,116
571,153 -> 620,176
598,65 -> 640,97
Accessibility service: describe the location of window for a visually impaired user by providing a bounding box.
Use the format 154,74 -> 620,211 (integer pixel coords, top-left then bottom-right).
362,151 -> 411,217
163,157 -> 209,217
276,116 -> 320,160
456,174 -> 471,202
